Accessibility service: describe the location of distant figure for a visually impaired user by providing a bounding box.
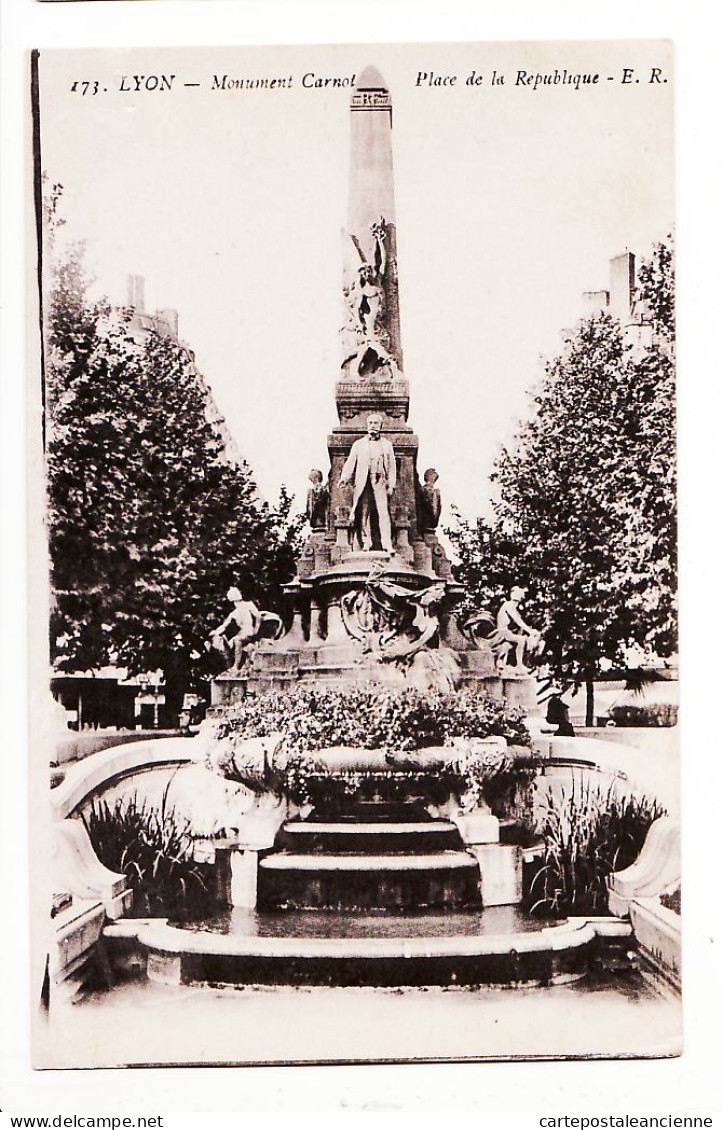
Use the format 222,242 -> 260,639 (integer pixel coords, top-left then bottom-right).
339,413 -> 397,552
306,469 -> 329,531
545,694 -> 575,737
419,468 -> 441,530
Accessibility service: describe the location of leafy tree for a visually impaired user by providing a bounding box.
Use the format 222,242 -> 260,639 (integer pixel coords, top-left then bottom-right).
45,198 -> 302,717
449,238 -> 676,724
637,237 -> 675,345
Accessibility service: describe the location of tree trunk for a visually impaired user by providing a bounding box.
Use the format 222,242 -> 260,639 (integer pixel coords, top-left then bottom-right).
164,650 -> 192,729
585,679 -> 595,728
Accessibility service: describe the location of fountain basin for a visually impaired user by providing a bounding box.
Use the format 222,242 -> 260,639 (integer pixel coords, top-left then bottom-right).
113,910 -> 631,988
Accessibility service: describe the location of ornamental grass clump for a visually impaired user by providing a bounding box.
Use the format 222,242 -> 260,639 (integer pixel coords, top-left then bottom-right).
529,778 -> 666,918
82,784 -> 211,918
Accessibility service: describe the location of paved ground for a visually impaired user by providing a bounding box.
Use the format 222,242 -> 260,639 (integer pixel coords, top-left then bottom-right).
37,971 -> 681,1069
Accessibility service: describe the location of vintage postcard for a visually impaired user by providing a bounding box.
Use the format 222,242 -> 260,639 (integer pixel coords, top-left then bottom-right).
30,40 -> 679,1069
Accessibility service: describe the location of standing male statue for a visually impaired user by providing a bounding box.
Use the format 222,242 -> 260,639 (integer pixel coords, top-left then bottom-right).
339,413 -> 397,552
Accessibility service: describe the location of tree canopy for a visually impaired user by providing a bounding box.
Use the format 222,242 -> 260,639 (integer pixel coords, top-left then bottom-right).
45,193 -> 301,711
449,238 -> 676,717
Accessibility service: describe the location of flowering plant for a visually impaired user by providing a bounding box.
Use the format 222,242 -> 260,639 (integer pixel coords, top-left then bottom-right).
211,686 -> 530,757
446,737 -> 514,812
208,687 -> 534,813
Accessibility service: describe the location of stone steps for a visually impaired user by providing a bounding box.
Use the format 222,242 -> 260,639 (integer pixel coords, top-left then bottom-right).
258,844 -> 481,911
311,800 -> 433,822
277,820 -> 464,854
260,850 -> 476,870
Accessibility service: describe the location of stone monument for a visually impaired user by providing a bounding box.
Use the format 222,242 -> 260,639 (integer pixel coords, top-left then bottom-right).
212,67 -> 531,707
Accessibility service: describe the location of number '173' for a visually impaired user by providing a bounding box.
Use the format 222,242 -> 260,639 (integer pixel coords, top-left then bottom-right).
70,81 -> 101,95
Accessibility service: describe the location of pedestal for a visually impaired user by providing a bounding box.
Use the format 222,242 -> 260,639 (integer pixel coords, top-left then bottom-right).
230,849 -> 259,909
455,810 -> 500,845
472,844 -> 523,907
277,612 -> 305,649
501,674 -> 537,711
211,676 -> 248,707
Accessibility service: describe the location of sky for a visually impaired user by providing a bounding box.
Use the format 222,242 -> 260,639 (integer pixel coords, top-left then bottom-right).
38,40 -> 674,525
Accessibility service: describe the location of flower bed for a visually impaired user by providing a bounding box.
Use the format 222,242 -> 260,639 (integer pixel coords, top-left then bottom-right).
206,687 -> 535,816
609,703 -> 678,728
211,687 -> 530,752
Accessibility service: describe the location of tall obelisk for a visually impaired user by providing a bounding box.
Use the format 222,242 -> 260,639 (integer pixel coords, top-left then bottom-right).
342,66 -> 402,377
328,66 -> 437,572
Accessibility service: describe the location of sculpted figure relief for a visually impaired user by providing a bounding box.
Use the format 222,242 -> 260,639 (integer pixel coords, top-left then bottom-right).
339,413 -> 397,553
341,218 -> 400,379
341,563 -> 446,661
209,586 -> 283,675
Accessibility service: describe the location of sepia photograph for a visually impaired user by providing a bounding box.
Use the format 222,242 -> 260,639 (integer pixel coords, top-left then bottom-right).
29,39 -> 679,1069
